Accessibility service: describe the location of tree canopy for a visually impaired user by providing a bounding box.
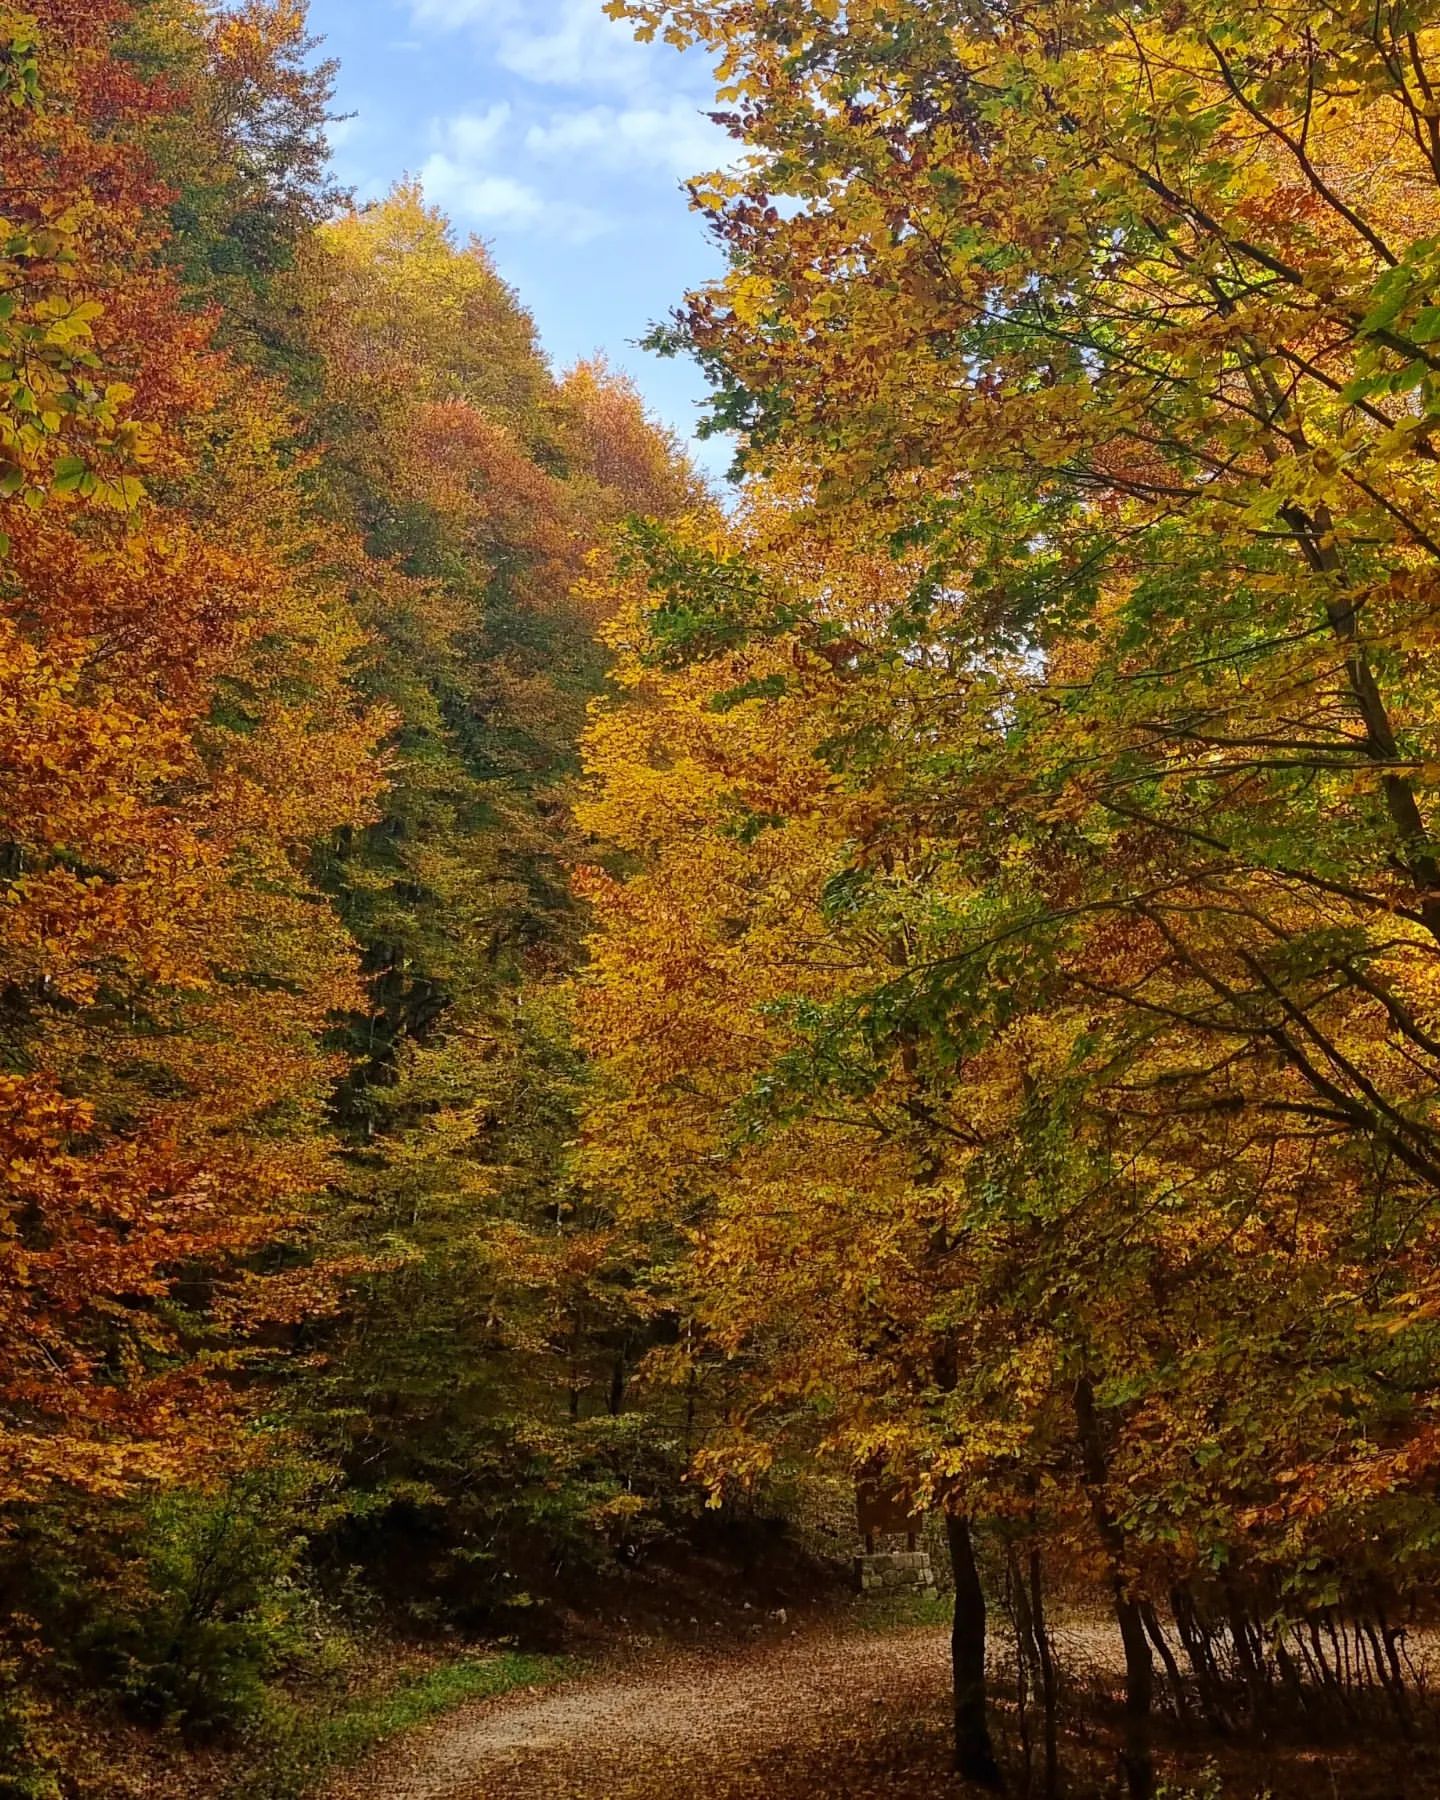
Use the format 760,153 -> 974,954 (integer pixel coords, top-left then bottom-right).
8,2 -> 1440,1795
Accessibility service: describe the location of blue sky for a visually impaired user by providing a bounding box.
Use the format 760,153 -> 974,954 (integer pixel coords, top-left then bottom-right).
305,0 -> 734,484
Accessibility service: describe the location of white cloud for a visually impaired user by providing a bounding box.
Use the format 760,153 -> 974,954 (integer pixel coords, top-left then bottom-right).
408,10 -> 719,245
410,0 -> 658,95
524,99 -> 731,180
409,0 -> 505,25
420,155 -> 545,226
443,102 -> 514,160
420,112 -> 614,243
502,4 -> 652,91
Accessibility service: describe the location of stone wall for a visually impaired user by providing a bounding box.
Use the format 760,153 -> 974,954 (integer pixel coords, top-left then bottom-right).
853,1548 -> 937,1593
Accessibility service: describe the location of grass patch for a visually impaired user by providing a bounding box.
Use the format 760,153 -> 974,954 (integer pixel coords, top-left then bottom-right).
314,1649 -> 572,1747
233,1648 -> 575,1799
854,1587 -> 952,1632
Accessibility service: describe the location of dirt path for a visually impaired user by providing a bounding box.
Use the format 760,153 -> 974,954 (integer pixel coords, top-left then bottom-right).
337,1623 -> 958,1800
332,1617 -> 1438,1800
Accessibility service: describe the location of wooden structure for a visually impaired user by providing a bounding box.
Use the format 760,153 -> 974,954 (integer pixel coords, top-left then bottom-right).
854,1476 -> 935,1591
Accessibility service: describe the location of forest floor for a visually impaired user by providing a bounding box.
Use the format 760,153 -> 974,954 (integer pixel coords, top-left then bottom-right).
329,1605 -> 1440,1800
329,1616 -> 952,1800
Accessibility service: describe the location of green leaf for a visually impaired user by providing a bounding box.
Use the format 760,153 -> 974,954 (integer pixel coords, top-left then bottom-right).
1359,267 -> 1416,336
1341,369 -> 1396,404
710,672 -> 789,712
1409,305 -> 1440,344
1384,361 -> 1429,397
52,453 -> 86,494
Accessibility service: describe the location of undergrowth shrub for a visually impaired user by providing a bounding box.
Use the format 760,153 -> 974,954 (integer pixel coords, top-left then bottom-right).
0,1455 -> 342,1747
0,1660 -> 62,1800
83,1460 -> 337,1736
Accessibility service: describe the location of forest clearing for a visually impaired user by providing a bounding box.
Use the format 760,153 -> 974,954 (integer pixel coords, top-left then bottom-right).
7,0 -> 1440,1796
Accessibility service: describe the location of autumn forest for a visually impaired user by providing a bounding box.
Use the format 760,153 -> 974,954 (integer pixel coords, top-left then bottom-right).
6,1 -> 1440,1797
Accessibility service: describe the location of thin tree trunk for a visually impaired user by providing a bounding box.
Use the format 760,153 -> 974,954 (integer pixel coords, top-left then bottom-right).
946,1511 -> 1005,1790
1007,1550 -> 1034,1797
1142,1601 -> 1190,1724
1377,1607 -> 1414,1720
1225,1597 -> 1265,1725
1074,1375 -> 1154,1800
1361,1615 -> 1411,1732
1029,1547 -> 1060,1800
1332,1612 -> 1353,1692
1171,1587 -> 1230,1731
1271,1625 -> 1310,1717
682,1358 -> 697,1460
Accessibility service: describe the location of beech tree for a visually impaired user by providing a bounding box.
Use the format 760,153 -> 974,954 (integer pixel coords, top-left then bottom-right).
281,186 -> 706,1603
0,0 -> 382,1503
13,0 -> 1440,1789
586,2 -> 1440,1788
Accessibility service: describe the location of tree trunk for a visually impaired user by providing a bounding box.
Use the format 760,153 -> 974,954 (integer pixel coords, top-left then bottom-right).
1029,1548 -> 1060,1800
1141,1601 -> 1190,1724
1073,1375 -> 1154,1800
1171,1587 -> 1232,1734
1006,1548 -> 1033,1795
1113,1589 -> 1157,1800
946,1511 -> 1005,1789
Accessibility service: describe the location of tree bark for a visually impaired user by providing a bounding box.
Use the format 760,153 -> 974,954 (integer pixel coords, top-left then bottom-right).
1171,1587 -> 1232,1734
1073,1375 -> 1154,1800
1005,1548 -> 1034,1795
946,1511 -> 1005,1789
1029,1548 -> 1060,1800
1142,1600 -> 1190,1724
